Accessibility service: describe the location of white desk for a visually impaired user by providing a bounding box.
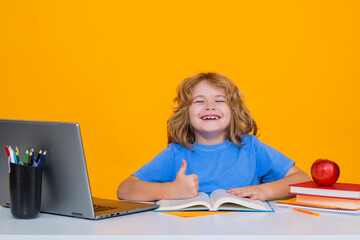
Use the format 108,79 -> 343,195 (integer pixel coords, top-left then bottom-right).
1,202 -> 360,240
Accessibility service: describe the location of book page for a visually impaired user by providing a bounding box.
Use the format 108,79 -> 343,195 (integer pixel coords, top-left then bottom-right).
156,192 -> 211,211
209,189 -> 272,211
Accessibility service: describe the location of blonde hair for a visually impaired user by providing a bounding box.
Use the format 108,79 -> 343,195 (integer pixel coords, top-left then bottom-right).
167,72 -> 257,150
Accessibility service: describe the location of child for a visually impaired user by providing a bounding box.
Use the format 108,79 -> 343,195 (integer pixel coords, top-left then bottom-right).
117,72 -> 310,201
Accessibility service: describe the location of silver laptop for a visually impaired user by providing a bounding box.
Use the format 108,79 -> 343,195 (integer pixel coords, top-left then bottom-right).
0,119 -> 158,220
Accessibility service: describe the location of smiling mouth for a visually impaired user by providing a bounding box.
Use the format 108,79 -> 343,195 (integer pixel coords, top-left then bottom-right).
201,115 -> 221,120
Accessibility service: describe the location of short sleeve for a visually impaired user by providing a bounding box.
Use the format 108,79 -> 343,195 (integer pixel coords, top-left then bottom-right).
254,136 -> 295,183
132,144 -> 177,183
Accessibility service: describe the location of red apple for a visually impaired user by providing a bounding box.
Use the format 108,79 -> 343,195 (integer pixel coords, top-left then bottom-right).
311,159 -> 340,186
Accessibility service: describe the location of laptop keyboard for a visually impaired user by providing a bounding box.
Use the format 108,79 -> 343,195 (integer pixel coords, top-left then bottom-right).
94,204 -> 116,212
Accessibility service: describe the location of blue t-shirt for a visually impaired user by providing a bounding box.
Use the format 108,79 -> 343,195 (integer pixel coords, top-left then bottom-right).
133,135 -> 294,194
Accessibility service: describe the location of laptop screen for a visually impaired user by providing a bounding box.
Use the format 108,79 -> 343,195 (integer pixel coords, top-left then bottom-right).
0,119 -> 96,219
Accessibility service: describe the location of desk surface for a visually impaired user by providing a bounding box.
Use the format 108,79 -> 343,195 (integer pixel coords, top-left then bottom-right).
1,202 -> 360,240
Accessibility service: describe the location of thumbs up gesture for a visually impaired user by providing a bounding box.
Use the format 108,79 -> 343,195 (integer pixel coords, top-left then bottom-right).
169,159 -> 199,199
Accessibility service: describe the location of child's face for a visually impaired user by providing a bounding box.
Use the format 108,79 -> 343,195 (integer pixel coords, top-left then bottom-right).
188,80 -> 231,143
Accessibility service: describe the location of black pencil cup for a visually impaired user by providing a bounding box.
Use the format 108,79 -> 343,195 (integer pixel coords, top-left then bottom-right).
9,163 -> 42,219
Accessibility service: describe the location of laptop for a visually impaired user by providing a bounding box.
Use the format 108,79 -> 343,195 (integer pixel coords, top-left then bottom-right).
0,119 -> 158,220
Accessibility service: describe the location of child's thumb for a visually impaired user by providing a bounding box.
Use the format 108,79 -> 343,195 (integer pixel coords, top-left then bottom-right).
177,159 -> 187,176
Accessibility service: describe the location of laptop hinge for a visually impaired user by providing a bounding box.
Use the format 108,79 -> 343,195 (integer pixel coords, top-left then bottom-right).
72,212 -> 84,218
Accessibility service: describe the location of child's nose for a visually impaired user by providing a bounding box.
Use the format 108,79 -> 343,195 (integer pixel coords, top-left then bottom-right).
206,103 -> 216,110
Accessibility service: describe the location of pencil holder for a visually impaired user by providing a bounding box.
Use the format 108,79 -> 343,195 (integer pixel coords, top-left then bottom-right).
9,163 -> 42,219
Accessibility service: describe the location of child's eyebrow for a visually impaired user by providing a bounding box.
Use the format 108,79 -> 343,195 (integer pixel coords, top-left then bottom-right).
193,95 -> 226,99
192,95 -> 205,99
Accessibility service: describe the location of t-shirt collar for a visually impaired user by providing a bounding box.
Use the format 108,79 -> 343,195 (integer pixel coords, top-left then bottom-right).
194,140 -> 231,151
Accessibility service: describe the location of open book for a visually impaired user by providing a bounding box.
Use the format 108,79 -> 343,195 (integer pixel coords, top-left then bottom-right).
155,189 -> 273,212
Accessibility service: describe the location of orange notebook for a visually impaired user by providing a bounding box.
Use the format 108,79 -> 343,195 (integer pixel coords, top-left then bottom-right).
276,198 -> 360,215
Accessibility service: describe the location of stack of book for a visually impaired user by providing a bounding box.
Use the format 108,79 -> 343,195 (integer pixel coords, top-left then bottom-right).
276,181 -> 360,215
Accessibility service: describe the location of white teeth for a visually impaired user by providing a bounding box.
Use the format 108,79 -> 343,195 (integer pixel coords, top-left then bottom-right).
202,116 -> 219,120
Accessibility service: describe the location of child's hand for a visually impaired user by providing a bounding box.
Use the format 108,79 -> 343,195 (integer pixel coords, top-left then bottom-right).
170,159 -> 199,199
226,185 -> 269,202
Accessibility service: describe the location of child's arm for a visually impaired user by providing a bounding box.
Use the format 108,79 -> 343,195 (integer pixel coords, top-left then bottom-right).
226,165 -> 311,201
117,159 -> 199,201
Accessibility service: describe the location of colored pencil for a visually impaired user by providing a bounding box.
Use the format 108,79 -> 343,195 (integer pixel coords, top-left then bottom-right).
25,149 -> 29,165
293,207 -> 320,217
9,146 -> 16,164
30,147 -> 34,166
15,147 -> 21,164
35,149 -> 42,164
28,150 -> 33,166
37,150 -> 46,167
5,146 -> 10,157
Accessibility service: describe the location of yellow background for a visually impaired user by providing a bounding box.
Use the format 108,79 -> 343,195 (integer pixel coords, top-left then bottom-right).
1,1 -> 359,200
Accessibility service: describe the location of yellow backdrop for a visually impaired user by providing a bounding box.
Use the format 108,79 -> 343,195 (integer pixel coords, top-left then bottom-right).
1,1 -> 359,200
